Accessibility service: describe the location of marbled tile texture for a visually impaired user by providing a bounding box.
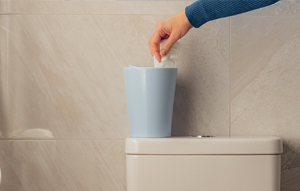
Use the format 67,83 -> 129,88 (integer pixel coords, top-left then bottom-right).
231,16 -> 300,190
0,140 -> 126,191
0,15 -> 8,139
0,0 -> 299,190
173,18 -> 229,136
3,15 -> 228,139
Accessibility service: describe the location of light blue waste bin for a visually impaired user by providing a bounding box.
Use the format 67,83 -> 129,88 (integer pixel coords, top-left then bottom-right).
124,67 -> 177,138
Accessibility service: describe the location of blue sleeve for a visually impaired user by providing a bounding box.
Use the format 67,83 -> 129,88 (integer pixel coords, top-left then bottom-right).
185,0 -> 280,28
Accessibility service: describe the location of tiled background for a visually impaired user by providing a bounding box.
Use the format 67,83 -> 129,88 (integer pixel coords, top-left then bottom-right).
0,0 -> 299,190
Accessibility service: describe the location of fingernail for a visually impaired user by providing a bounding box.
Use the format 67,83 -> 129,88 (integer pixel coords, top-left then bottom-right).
154,55 -> 161,63
160,49 -> 166,56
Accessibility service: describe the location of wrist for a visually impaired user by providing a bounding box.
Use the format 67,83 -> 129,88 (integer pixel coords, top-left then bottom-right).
182,11 -> 193,30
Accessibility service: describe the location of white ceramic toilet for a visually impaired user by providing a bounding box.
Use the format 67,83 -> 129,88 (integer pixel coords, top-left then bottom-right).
126,136 -> 283,191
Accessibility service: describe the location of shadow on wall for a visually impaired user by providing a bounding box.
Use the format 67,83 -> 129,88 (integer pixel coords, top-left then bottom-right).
172,78 -> 194,136
170,18 -> 229,137
171,32 -> 206,137
0,90 -> 7,137
281,139 -> 300,191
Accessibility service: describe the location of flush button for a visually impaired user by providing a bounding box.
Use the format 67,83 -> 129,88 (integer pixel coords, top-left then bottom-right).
192,135 -> 214,138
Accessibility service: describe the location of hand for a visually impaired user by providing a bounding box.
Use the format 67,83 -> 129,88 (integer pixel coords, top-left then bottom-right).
148,11 -> 193,63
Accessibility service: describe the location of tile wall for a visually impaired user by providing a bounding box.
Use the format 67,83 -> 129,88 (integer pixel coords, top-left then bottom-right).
0,0 -> 299,190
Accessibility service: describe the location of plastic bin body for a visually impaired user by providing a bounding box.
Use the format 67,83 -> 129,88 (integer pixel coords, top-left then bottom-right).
124,68 -> 177,138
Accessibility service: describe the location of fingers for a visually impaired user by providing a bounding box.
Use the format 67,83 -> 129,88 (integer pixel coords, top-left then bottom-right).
160,33 -> 179,56
148,31 -> 162,63
154,52 -> 161,63
149,11 -> 192,63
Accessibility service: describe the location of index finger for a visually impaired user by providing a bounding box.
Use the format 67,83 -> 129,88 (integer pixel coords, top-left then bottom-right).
148,31 -> 162,63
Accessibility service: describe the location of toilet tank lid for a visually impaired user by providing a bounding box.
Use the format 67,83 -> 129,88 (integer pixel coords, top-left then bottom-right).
125,136 -> 283,155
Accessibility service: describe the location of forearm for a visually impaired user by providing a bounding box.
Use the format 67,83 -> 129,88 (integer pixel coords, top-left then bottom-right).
185,0 -> 280,28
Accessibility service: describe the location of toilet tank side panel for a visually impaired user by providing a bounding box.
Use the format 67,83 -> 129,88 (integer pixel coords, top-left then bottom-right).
126,155 -> 281,191
126,155 -> 139,191
275,155 -> 281,191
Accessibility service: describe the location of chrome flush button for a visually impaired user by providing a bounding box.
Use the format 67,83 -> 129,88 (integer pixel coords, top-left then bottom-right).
192,135 -> 214,138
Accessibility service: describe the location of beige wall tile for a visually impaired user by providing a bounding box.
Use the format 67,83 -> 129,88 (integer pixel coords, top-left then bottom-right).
0,15 -> 8,138
280,138 -> 300,191
230,16 -> 300,99
5,0 -> 300,16
0,140 -> 126,191
0,1 -> 7,13
172,18 -> 229,136
230,16 -> 300,190
7,1 -> 192,15
0,15 -> 7,84
4,15 -> 229,139
236,0 -> 300,16
6,15 -> 131,139
0,16 -> 7,66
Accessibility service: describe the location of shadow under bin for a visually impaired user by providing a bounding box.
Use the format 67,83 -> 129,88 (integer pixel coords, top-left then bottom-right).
124,67 -> 177,138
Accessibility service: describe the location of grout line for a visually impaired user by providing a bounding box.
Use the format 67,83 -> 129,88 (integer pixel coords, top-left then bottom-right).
0,13 -> 178,16
6,14 -> 9,113
0,138 -> 127,141
0,13 -> 297,16
229,16 -> 231,137
127,154 -> 281,156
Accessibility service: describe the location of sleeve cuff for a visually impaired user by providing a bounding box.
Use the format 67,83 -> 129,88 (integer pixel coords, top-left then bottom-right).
185,1 -> 209,28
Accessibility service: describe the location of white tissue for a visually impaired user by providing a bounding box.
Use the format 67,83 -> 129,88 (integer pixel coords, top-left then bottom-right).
154,40 -> 181,68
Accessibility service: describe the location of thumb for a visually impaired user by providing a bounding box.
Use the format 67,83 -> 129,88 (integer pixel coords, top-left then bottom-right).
160,34 -> 179,56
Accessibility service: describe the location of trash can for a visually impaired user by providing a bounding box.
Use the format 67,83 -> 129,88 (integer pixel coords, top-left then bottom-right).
124,67 -> 177,138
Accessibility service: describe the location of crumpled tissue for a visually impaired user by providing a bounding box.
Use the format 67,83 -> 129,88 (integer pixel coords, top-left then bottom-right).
154,40 -> 181,68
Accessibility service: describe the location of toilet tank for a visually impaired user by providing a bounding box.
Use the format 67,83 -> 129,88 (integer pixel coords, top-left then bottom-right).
125,136 -> 283,191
